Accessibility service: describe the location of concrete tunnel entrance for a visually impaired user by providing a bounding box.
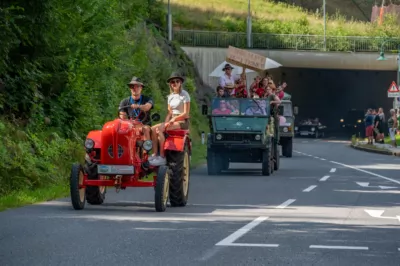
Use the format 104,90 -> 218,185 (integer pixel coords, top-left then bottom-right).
281,67 -> 396,137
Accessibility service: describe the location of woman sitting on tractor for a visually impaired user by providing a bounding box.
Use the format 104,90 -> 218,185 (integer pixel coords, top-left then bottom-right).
149,72 -> 191,166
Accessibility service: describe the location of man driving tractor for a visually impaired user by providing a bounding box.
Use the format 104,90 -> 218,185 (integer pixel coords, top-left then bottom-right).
118,76 -> 154,142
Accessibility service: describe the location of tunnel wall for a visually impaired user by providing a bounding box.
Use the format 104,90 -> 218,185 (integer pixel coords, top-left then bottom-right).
282,67 -> 396,130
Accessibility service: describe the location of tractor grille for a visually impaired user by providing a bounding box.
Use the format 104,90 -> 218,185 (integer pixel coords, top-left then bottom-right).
108,145 -> 114,158
117,145 -> 124,158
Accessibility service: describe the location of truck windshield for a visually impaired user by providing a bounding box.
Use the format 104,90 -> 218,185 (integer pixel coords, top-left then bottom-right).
214,117 -> 268,131
281,102 -> 293,117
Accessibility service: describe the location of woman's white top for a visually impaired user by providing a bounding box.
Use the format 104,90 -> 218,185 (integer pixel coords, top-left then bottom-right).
168,89 -> 191,115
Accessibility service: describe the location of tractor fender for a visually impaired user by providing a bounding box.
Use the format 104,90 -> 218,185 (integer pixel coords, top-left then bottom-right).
164,130 -> 191,152
87,130 -> 102,148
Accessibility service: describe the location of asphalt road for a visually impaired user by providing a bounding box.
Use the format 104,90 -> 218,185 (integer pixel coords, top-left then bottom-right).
1,138 -> 400,266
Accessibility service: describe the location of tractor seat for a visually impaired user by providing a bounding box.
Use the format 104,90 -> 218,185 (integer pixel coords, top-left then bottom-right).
165,129 -> 190,136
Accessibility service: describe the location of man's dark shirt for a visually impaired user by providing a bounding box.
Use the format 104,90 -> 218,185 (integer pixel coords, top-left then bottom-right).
365,114 -> 374,127
119,95 -> 154,125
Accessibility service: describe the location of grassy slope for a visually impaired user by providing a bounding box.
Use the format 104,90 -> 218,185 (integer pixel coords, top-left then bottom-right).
167,0 -> 400,36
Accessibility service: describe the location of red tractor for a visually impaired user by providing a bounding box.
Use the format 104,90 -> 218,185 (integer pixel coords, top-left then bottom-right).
69,108 -> 191,212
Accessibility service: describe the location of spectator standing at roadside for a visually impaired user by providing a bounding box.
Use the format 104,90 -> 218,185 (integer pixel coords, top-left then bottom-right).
387,109 -> 398,147
364,108 -> 374,144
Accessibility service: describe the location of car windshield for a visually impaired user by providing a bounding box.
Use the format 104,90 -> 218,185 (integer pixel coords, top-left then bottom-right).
213,117 -> 269,132
280,102 -> 293,117
211,98 -> 270,117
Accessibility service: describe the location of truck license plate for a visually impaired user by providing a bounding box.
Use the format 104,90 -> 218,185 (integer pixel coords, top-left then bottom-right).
97,165 -> 135,175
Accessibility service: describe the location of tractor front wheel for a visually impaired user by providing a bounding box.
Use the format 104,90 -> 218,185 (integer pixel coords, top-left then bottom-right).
84,163 -> 106,205
167,143 -> 190,207
70,163 -> 86,210
154,165 -> 169,212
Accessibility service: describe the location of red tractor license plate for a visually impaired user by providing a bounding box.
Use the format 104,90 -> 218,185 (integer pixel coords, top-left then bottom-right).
97,165 -> 135,175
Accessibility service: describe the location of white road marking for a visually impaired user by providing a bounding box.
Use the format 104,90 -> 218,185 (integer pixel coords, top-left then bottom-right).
310,245 -> 368,250
220,243 -> 279,247
303,185 -> 317,192
330,168 -> 336,173
320,175 -> 330,181
215,216 -> 268,246
276,199 -> 296,209
355,182 -> 397,190
330,161 -> 400,185
320,158 -> 326,161
364,210 -> 399,220
314,157 -> 320,159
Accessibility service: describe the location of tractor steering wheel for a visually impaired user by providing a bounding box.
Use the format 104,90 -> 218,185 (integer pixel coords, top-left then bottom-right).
118,105 -> 148,123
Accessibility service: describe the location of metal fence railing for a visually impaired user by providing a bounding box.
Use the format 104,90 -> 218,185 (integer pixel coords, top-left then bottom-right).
173,30 -> 400,53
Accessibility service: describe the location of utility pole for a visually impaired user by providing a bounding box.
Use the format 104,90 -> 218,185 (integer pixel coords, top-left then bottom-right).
323,0 -> 326,50
247,0 -> 252,48
167,0 -> 172,41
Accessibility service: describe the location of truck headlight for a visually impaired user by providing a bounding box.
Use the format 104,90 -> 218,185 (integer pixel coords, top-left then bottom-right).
311,127 -> 315,131
295,126 -> 298,130
255,134 -> 261,140
143,140 -> 153,151
283,127 -> 288,132
216,134 -> 222,140
85,138 -> 94,149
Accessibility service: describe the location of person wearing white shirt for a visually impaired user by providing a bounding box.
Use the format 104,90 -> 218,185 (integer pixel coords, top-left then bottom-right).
219,63 -> 239,88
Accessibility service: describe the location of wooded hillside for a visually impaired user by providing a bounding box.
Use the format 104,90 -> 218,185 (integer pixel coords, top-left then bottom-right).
0,0 -> 208,207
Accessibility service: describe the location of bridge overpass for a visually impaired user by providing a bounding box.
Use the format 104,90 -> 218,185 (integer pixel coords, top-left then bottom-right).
173,30 -> 400,126
173,30 -> 400,88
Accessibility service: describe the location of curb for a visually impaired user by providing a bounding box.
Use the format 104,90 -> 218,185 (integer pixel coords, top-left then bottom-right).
350,144 -> 400,156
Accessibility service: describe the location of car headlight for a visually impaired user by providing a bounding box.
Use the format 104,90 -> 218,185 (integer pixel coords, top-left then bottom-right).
255,134 -> 261,140
85,138 -> 94,149
143,140 -> 152,151
311,127 -> 315,131
216,134 -> 222,140
283,127 -> 288,132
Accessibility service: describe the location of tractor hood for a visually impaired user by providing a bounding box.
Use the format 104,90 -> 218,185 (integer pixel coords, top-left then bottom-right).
100,119 -> 139,165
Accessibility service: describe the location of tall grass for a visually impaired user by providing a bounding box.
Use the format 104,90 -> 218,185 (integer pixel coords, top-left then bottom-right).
166,0 -> 400,37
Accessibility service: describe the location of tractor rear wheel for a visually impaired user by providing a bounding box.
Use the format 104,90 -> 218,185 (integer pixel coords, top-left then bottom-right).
154,165 -> 169,212
70,163 -> 86,210
166,143 -> 190,207
84,163 -> 106,205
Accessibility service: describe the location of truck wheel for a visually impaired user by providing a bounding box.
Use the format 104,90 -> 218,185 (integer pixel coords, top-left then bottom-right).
274,143 -> 280,171
262,148 -> 272,176
155,165 -> 169,212
70,163 -> 86,210
284,138 -> 293,158
84,163 -> 106,205
207,149 -> 221,175
166,143 -> 190,207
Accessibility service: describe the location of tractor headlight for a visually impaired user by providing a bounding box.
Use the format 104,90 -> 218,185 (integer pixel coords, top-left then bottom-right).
357,119 -> 361,123
311,127 -> 315,131
143,140 -> 153,151
283,127 -> 288,132
216,134 -> 222,140
255,134 -> 261,140
85,138 -> 94,149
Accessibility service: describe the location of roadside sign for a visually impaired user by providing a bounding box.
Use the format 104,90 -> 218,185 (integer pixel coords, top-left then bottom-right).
387,81 -> 400,97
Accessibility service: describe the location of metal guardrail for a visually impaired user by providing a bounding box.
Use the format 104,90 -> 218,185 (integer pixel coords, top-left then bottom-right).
173,30 -> 400,53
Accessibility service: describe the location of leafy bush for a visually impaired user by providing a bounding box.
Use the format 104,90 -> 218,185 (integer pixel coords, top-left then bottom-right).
0,0 -> 207,197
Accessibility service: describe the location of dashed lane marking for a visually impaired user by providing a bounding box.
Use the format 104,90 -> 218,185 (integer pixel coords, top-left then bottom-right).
276,199 -> 296,209
302,185 -> 317,192
309,245 -> 368,250
319,175 -> 330,181
330,168 -> 336,173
